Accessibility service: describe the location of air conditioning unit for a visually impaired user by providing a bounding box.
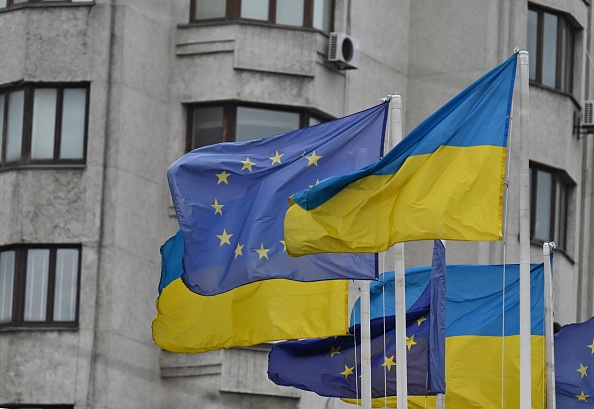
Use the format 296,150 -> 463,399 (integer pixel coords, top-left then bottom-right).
328,32 -> 360,70
584,101 -> 594,127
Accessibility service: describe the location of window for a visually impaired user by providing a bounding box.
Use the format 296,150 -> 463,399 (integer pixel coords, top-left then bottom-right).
0,0 -> 92,9
0,84 -> 89,168
0,245 -> 80,329
187,102 -> 329,151
527,5 -> 576,93
529,163 -> 573,250
190,0 -> 333,33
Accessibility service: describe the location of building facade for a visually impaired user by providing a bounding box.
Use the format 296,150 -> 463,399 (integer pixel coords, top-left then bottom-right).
0,0 -> 592,408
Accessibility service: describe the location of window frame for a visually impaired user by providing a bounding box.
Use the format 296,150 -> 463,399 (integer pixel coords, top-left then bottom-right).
0,0 -> 93,10
0,83 -> 90,169
527,4 -> 577,94
189,0 -> 334,33
186,101 -> 331,152
529,162 -> 573,251
0,244 -> 81,330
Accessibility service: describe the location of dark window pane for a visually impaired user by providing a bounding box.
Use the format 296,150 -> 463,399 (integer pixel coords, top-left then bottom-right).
555,179 -> 567,249
31,88 -> 57,160
241,0 -> 269,20
0,94 -> 4,161
527,10 -> 538,80
194,0 -> 226,19
534,169 -> 552,240
24,249 -> 50,322
6,90 -> 25,162
276,0 -> 304,26
60,88 -> 86,159
236,107 -> 299,142
542,12 -> 558,88
53,249 -> 78,322
191,106 -> 224,150
0,251 -> 15,324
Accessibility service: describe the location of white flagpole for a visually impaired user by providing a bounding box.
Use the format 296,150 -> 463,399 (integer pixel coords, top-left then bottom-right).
518,49 -> 532,409
544,241 -> 557,409
360,278 -> 372,409
388,94 -> 408,409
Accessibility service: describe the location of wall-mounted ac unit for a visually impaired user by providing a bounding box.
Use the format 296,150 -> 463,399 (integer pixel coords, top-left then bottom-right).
584,101 -> 594,127
328,32 -> 360,70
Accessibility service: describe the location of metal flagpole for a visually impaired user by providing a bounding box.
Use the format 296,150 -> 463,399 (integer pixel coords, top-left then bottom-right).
518,49 -> 532,409
436,240 -> 446,409
544,241 -> 557,409
388,94 -> 408,409
360,278 -> 372,409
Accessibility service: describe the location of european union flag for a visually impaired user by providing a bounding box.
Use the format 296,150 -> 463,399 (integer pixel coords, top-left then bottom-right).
555,316 -> 594,407
267,289 -> 433,398
267,240 -> 447,398
168,103 -> 389,295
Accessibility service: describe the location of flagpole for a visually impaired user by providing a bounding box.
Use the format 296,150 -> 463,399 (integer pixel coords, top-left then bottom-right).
436,240 -> 446,409
518,49 -> 532,409
543,241 -> 556,409
387,94 -> 408,409
360,278 -> 372,409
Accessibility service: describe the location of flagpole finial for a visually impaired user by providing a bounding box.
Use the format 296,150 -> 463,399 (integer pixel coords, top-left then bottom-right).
381,93 -> 400,102
514,47 -> 520,53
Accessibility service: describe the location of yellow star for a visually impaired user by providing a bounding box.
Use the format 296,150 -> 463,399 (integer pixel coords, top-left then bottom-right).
280,240 -> 286,252
241,157 -> 256,172
269,150 -> 284,165
417,316 -> 426,326
340,364 -> 355,379
215,170 -> 231,185
216,229 -> 232,246
578,363 -> 589,378
381,355 -> 396,371
588,339 -> 594,354
255,243 -> 270,260
406,335 -> 417,351
329,346 -> 341,357
577,391 -> 589,401
211,199 -> 224,215
234,243 -> 244,259
305,151 -> 323,167
309,179 -> 321,188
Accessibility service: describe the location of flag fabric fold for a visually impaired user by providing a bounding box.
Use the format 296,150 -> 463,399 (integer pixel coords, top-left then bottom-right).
349,262 -> 545,408
285,53 -> 518,256
554,316 -> 594,407
267,240 -> 447,398
152,228 -> 350,353
168,103 -> 389,295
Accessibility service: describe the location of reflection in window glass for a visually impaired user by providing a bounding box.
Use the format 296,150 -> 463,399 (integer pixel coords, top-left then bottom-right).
527,10 -> 538,81
542,12 -> 558,88
241,0 -> 269,20
276,0 -> 304,26
236,107 -> 300,142
60,88 -> 86,159
53,249 -> 79,322
194,0 -> 226,19
24,249 -> 50,322
313,0 -> 331,32
6,91 -> 24,162
0,0 -> 6,8
191,106 -> 224,150
31,88 -> 57,160
535,170 -> 552,240
0,251 -> 15,324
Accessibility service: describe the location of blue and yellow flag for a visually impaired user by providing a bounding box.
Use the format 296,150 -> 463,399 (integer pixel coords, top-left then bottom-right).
267,240 -> 446,399
349,262 -> 545,408
168,103 -> 389,295
555,316 -> 594,407
152,229 -> 350,353
285,53 -> 518,256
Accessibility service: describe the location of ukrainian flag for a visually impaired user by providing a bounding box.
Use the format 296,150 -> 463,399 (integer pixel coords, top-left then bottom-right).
347,262 -> 545,408
285,53 -> 517,256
